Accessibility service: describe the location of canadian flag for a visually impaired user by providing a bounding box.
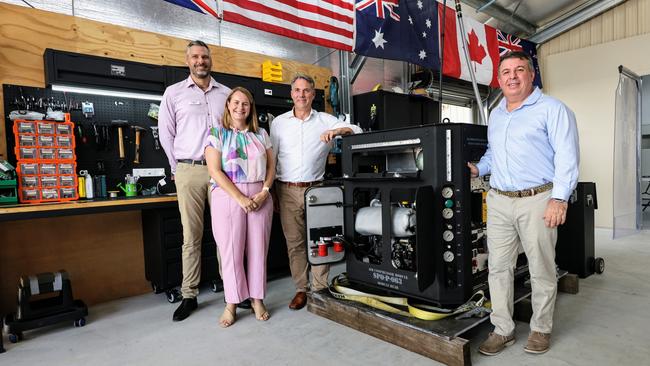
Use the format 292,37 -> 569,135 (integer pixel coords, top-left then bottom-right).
438,2 -> 500,87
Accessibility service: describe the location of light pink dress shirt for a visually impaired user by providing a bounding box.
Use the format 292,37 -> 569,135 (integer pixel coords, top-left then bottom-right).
158,76 -> 231,173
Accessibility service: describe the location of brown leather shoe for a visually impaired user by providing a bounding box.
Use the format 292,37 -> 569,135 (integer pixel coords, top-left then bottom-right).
478,332 -> 515,356
524,331 -> 551,354
288,292 -> 307,310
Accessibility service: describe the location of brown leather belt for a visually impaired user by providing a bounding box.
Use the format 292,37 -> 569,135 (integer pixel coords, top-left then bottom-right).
493,182 -> 553,198
279,180 -> 321,188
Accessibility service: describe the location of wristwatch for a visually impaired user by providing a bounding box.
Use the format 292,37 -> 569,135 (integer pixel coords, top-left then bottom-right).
553,198 -> 566,203
262,186 -> 270,193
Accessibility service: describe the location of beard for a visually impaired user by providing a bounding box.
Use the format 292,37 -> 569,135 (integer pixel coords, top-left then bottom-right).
192,65 -> 210,79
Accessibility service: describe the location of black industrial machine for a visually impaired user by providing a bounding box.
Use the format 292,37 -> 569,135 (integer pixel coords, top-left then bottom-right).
305,124 -> 506,306
353,90 -> 439,131
556,182 -> 604,278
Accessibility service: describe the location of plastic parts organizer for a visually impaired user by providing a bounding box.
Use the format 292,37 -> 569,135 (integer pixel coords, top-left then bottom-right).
13,114 -> 79,203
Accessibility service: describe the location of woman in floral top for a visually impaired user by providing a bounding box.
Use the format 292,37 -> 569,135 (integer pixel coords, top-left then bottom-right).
205,87 -> 275,328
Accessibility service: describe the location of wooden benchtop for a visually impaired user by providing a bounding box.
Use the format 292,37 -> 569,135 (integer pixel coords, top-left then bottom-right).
0,195 -> 178,222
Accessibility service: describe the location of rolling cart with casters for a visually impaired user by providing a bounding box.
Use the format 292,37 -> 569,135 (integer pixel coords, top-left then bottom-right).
557,182 -> 605,278
151,279 -> 222,303
3,270 -> 88,344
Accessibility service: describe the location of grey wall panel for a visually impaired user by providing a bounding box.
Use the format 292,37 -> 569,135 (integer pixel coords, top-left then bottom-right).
2,0 -> 71,13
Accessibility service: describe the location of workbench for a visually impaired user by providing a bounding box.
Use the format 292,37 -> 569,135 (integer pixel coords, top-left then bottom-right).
0,196 -> 178,314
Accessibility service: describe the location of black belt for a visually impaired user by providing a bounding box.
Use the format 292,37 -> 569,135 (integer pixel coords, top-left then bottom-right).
177,159 -> 207,165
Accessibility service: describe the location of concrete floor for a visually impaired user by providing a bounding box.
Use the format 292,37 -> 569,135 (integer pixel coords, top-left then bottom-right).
2,228 -> 649,365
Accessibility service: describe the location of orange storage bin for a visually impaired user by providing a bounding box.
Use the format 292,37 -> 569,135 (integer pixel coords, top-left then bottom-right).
13,116 -> 79,203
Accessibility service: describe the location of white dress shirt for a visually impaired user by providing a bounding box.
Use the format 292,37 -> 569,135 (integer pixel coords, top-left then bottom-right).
270,109 -> 362,182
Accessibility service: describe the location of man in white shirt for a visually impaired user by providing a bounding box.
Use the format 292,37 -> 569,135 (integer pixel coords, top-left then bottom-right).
271,74 -> 362,310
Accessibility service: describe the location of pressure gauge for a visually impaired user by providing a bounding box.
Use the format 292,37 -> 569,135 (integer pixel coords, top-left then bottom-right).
441,186 -> 454,198
442,208 -> 454,219
442,230 -> 454,242
443,251 -> 455,262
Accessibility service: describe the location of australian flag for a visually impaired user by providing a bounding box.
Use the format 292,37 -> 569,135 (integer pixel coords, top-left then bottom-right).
354,0 -> 440,70
497,30 -> 543,88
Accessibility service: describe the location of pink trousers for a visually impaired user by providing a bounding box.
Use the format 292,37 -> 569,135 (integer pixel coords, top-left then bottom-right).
210,182 -> 273,304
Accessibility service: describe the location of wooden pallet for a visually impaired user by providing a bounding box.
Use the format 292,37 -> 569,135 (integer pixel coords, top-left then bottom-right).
307,273 -> 578,366
308,290 -> 471,366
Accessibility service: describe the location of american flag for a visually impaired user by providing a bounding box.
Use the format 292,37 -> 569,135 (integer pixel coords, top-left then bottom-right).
222,0 -> 356,51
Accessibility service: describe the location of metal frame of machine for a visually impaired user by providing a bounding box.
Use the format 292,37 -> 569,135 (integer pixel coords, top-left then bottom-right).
305,124 -> 524,306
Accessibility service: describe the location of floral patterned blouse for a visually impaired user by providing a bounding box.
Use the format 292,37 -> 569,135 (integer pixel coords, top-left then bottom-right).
206,126 -> 272,187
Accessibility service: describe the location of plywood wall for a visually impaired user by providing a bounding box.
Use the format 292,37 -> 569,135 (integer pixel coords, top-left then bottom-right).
0,211 -> 149,314
0,2 -> 332,160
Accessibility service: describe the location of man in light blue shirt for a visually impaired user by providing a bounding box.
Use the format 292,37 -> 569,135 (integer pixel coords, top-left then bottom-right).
468,51 -> 579,356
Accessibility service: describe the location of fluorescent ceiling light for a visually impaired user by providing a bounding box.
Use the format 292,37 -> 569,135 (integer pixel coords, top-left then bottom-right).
51,84 -> 163,101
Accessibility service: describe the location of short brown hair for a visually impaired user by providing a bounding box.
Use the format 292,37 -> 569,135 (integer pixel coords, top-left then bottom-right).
186,40 -> 210,53
221,87 -> 259,133
498,51 -> 534,72
291,73 -> 315,90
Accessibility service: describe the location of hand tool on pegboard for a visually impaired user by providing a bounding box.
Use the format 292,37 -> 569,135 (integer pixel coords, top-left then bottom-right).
150,126 -> 160,150
132,126 -> 146,164
111,120 -> 130,169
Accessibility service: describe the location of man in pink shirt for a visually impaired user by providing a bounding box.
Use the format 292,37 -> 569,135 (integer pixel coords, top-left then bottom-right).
159,40 -> 231,321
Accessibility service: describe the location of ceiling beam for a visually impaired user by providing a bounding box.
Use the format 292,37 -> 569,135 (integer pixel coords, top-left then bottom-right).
460,0 -> 536,35
528,0 -> 627,44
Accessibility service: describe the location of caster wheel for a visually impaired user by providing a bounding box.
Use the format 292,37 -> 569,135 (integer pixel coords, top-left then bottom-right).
151,283 -> 160,294
211,281 -> 222,293
166,289 -> 181,303
594,257 -> 605,274
8,333 -> 22,343
74,318 -> 86,327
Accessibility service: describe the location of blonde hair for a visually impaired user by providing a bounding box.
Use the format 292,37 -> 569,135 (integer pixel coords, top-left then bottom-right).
221,87 -> 259,133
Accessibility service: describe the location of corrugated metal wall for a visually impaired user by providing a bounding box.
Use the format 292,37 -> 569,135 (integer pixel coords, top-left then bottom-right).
539,0 -> 650,58
0,0 -> 403,94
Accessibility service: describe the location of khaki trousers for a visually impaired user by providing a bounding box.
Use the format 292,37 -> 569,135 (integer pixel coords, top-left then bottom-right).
486,189 -> 557,335
276,183 -> 330,292
175,163 -> 214,298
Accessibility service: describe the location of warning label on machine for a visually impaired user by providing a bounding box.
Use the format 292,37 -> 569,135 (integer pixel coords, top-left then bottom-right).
369,268 -> 408,290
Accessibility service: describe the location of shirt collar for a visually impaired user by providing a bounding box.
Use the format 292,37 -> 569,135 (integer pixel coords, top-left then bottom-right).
292,108 -> 317,121
184,75 -> 219,91
498,86 -> 542,112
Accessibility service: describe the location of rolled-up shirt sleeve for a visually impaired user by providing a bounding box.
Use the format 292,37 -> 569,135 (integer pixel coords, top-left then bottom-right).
158,90 -> 177,173
326,115 -> 363,134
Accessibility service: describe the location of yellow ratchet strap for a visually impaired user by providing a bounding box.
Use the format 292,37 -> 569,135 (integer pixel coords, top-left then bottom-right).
329,273 -> 487,321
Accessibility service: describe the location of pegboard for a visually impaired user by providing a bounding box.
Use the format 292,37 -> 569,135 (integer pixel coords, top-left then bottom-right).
3,84 -> 173,195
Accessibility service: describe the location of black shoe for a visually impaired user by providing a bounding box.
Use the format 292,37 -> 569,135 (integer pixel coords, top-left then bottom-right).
173,297 -> 198,322
237,299 -> 252,310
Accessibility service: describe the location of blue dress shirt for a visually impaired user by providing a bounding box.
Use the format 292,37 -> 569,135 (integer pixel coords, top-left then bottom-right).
475,87 -> 579,201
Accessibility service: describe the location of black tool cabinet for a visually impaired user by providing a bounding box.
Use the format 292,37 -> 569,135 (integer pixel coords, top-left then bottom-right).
142,206 -> 290,303
142,207 -> 220,303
